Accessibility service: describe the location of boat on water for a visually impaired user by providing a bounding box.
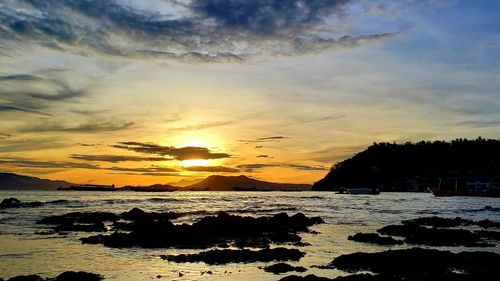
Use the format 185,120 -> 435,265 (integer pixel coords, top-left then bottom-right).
428,177 -> 500,198
58,184 -> 116,191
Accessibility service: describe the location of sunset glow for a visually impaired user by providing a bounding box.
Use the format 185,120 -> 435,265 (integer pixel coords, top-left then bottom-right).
0,1 -> 499,186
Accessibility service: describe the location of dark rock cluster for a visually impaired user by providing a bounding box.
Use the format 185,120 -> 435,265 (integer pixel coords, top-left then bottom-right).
79,210 -> 323,249
3,271 -> 102,281
162,248 -> 305,264
0,198 -> 43,209
262,262 -> 307,274
349,216 -> 499,247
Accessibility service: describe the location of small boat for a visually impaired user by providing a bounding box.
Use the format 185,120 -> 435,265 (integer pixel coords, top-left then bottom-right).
428,177 -> 500,198
58,184 -> 116,191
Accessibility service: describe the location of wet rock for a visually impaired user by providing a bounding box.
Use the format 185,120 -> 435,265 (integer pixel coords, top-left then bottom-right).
476,230 -> 500,241
37,212 -> 118,233
484,205 -> 499,212
401,216 -> 500,229
38,212 -> 119,225
329,247 -> 500,281
5,272 -> 102,281
279,274 -> 380,281
377,223 -> 490,247
54,221 -> 106,232
53,271 -> 103,281
7,275 -> 44,281
263,263 -> 307,274
0,198 -> 43,209
161,247 -> 305,264
82,211 -> 323,249
347,233 -> 403,246
120,207 -> 181,222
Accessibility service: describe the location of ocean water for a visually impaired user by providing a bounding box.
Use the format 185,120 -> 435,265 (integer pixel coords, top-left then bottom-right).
0,191 -> 499,280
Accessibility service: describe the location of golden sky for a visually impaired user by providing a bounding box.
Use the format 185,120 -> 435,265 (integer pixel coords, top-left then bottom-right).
1,1 -> 499,185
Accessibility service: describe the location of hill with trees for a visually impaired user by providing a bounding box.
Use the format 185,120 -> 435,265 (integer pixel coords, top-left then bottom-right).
313,138 -> 500,191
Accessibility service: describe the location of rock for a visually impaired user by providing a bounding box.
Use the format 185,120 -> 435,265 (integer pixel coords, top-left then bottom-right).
38,212 -> 119,225
347,233 -> 403,246
7,275 -> 44,281
161,247 -> 305,264
0,198 -> 43,209
263,263 -> 307,274
377,223 -> 490,247
5,272 -> 102,281
1,198 -> 21,208
401,216 -> 500,229
53,271 -> 103,281
120,207 -> 181,222
279,274 -> 382,281
476,230 -> 500,241
82,211 -> 323,249
329,247 -> 500,281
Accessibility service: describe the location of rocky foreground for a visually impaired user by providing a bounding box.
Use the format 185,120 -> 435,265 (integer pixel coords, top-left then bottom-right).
4,198 -> 499,280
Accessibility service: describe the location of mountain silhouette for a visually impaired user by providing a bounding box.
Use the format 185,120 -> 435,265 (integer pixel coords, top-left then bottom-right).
0,172 -> 73,190
187,175 -> 311,191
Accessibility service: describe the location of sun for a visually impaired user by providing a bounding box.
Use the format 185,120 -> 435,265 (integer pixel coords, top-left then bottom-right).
182,159 -> 208,167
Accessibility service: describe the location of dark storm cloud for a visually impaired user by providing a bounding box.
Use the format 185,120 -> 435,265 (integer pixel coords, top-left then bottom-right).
185,165 -> 240,173
0,0 -> 396,61
113,142 -> 232,161
70,154 -> 172,163
21,120 -> 135,133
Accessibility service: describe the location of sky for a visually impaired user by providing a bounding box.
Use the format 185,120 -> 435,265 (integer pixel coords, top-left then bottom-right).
0,0 -> 499,185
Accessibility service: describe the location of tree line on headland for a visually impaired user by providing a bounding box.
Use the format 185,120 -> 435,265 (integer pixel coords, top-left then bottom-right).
313,137 -> 500,191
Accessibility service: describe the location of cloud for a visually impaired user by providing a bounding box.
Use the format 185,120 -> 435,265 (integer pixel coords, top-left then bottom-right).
21,120 -> 135,133
168,121 -> 233,131
452,120 -> 500,128
185,165 -> 240,173
0,0 -> 397,61
236,163 -> 279,172
0,138 -> 71,153
256,154 -> 271,158
0,132 -> 11,140
70,154 -> 172,163
113,141 -> 232,160
0,158 -> 100,169
283,164 -> 328,171
106,166 -> 179,173
236,163 -> 327,172
0,105 -> 52,116
239,136 -> 288,143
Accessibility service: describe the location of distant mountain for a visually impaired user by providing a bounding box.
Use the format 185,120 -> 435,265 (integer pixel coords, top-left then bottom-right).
0,172 -> 73,190
120,184 -> 178,192
186,175 -> 311,191
313,137 -> 500,191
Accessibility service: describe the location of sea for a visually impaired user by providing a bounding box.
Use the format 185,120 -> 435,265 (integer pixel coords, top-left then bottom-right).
0,191 -> 499,280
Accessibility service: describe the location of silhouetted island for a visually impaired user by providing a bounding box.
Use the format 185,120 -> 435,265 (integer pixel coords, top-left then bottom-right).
313,137 -> 500,192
